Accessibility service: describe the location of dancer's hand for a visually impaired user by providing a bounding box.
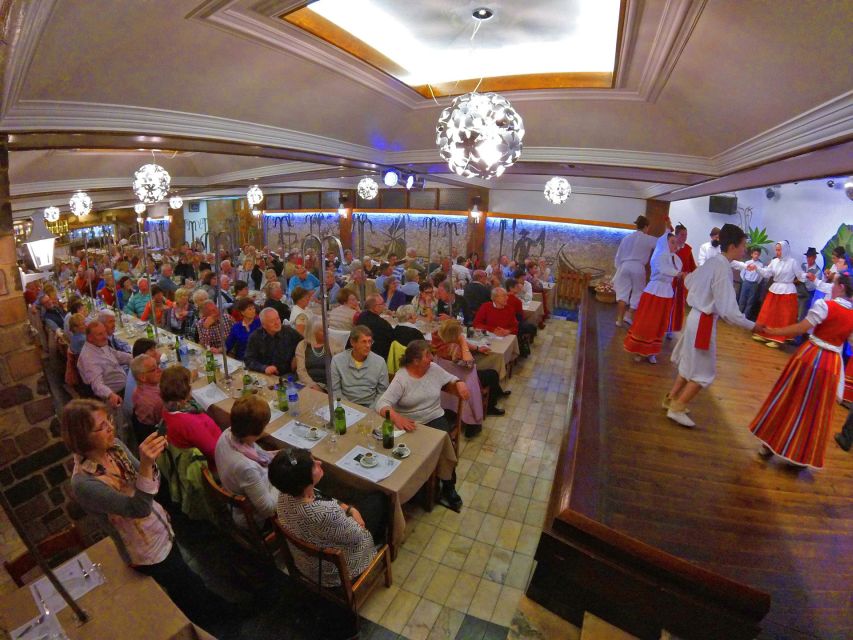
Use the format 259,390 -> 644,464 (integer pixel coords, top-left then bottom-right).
753,323 -> 768,334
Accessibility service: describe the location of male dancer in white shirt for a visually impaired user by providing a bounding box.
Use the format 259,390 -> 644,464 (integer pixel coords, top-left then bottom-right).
696,227 -> 721,266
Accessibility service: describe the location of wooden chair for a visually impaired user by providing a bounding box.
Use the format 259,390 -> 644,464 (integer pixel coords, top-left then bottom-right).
4,525 -> 86,587
271,518 -> 392,623
442,384 -> 465,457
201,467 -> 277,560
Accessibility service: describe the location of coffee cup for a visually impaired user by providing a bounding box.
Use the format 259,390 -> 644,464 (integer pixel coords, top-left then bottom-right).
307,427 -> 319,440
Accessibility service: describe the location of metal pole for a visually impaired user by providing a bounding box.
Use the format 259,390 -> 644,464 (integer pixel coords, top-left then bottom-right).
213,230 -> 233,381
511,219 -> 517,263
352,214 -> 373,304
0,491 -> 90,623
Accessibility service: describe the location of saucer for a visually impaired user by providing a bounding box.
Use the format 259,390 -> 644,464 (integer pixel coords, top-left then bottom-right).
359,455 -> 378,468
303,429 -> 322,441
392,446 -> 411,459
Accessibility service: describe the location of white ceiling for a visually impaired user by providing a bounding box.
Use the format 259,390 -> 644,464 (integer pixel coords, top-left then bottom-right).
2,0 -> 852,217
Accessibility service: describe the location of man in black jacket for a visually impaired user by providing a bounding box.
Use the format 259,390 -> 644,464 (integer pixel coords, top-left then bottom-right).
355,294 -> 394,360
262,282 -> 290,322
244,307 -> 301,376
463,270 -> 491,323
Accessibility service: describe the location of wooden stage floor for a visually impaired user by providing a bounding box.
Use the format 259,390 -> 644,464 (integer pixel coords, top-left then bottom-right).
588,301 -> 852,640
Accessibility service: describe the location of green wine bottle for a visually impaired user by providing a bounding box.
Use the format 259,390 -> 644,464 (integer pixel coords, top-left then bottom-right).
334,398 -> 347,435
382,415 -> 394,449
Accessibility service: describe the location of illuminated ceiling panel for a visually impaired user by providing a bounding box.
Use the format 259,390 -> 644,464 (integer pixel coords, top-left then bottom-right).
283,0 -> 623,97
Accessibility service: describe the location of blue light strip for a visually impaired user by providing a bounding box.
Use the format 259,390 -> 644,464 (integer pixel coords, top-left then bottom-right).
486,216 -> 632,235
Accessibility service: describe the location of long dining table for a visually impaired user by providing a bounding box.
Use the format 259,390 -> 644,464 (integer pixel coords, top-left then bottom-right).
116,321 -> 457,555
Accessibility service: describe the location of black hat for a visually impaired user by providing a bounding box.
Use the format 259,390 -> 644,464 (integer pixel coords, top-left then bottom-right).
805,247 -> 818,257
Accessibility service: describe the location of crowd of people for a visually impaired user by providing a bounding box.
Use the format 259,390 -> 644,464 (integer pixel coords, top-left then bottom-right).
613,218 -> 853,470
23,238 -> 554,633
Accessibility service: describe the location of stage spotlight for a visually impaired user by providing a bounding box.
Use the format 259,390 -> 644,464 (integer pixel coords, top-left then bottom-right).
405,174 -> 414,190
383,169 -> 399,187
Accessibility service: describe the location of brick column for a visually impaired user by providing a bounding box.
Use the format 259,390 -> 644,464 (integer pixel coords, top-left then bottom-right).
0,136 -> 92,594
645,199 -> 670,237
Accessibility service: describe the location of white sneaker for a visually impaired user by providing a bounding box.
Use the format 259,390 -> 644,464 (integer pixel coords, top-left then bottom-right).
633,355 -> 643,363
624,316 -> 633,326
615,320 -> 623,328
647,355 -> 657,364
661,396 -> 691,413
667,409 -> 696,428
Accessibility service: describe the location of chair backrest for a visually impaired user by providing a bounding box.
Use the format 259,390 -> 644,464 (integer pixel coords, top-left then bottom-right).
271,518 -> 355,608
3,525 -> 86,587
201,467 -> 274,559
440,382 -> 465,455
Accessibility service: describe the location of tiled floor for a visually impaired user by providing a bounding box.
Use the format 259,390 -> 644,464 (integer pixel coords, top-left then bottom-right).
358,319 -> 578,640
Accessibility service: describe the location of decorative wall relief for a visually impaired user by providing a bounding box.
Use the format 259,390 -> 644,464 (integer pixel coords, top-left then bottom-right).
0,268 -> 8,296
361,212 -> 467,260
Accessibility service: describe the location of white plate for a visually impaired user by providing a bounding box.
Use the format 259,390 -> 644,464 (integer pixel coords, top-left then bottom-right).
359,456 -> 378,468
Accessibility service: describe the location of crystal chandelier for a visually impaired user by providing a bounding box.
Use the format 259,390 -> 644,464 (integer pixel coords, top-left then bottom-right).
543,177 -> 572,204
133,163 -> 171,204
134,202 -> 147,214
43,206 -> 60,223
252,208 -> 261,218
169,195 -> 183,210
247,185 -> 264,207
69,191 -> 92,217
436,92 -> 525,179
357,177 -> 379,200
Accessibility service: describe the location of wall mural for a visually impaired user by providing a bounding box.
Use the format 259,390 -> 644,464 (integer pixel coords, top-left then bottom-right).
352,212 -> 468,261
262,212 -> 338,252
485,217 -> 631,282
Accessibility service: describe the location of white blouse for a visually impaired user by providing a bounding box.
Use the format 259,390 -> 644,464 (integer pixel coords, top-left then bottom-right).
643,250 -> 682,298
757,257 -> 806,295
684,254 -> 754,331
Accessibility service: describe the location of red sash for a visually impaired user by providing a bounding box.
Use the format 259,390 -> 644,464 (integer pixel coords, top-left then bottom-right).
695,312 -> 715,350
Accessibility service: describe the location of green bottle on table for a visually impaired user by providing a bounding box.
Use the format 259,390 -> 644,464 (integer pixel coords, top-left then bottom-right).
334,398 -> 346,435
277,377 -> 289,412
242,372 -> 253,396
205,350 -> 216,384
146,323 -> 155,340
382,415 -> 395,449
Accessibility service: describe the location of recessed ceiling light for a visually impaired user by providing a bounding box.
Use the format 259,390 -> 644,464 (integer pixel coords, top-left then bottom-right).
473,7 -> 493,20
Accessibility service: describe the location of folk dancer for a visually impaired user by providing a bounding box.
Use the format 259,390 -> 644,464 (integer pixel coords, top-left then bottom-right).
750,241 -> 808,348
749,274 -> 853,468
669,224 -> 697,337
664,224 -> 765,428
613,215 -> 657,327
624,233 -> 683,364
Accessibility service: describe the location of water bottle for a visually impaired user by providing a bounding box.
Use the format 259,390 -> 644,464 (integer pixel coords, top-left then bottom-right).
276,376 -> 289,412
205,350 -> 216,384
286,375 -> 299,417
456,309 -> 465,326
334,397 -> 346,435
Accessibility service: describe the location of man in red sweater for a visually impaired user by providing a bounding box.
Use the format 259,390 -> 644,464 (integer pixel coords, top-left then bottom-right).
473,288 -> 518,336
506,277 -> 538,348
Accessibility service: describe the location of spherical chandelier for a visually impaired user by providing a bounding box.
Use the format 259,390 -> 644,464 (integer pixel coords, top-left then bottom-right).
436,91 -> 525,180
357,177 -> 379,201
543,177 -> 572,204
69,191 -> 92,217
134,202 -> 147,215
133,163 -> 171,204
43,206 -> 60,223
169,195 -> 184,210
246,185 -> 264,207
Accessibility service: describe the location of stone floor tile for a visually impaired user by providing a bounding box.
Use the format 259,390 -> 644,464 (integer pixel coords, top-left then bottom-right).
515,525 -> 541,557
401,597 -> 444,640
508,595 -> 581,640
461,540 -> 493,576
476,513 -> 503,546
470,485 -> 496,512
504,554 -> 535,590
505,452 -> 525,474
402,556 -> 440,596
360,584 -> 401,623
513,474 -> 535,498
483,546 -> 513,584
486,490 -> 512,518
504,495 -> 529,523
481,465 -> 503,489
391,547 -> 420,584
446,572 -> 480,613
423,527 -> 455,562
465,461 -> 488,484
423,564 -> 461,606
443,533 -> 475,570
458,509 -> 486,538
437,506 -> 464,533
523,501 -> 547,527
426,606 -> 466,640
531,478 -> 551,502
490,448 -> 512,469
495,519 -> 523,551
495,470 -> 520,495
491,584 -> 525,627
467,578 -> 502,620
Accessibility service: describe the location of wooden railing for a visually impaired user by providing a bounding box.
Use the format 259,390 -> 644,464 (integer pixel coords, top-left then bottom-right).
526,292 -> 770,640
555,270 -> 591,309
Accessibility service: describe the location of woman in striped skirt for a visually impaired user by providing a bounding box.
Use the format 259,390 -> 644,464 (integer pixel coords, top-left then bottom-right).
669,224 -> 697,337
749,273 -> 853,468
624,233 -> 683,364
752,240 -> 808,347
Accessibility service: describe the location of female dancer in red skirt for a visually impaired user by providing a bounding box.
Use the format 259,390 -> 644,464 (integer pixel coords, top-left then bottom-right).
751,240 -> 808,348
624,233 -> 683,363
668,224 -> 697,337
749,273 -> 853,468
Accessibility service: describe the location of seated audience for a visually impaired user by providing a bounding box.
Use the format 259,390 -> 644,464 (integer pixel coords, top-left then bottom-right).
295,315 -> 342,390
125,278 -> 152,318
392,305 -> 425,346
121,338 -> 158,425
98,309 -> 131,353
505,278 -> 537,355
289,286 -> 314,325
78,321 -> 133,406
374,262 -> 393,292
39,294 -> 65,332
354,294 -> 394,360
214,395 -> 278,527
163,288 -> 196,337
328,289 -> 360,331
452,256 -> 472,287
381,276 -> 407,311
376,340 -> 467,511
262,282 -> 290,323
225,298 -> 260,360
159,366 -> 222,465
400,268 -> 421,299
195,300 -> 234,353
287,264 -> 320,297
436,280 -> 468,320
68,312 -> 87,354
343,263 -> 378,303
412,282 -> 436,321
155,262 -> 178,298
473,288 -> 517,337
244,307 -> 301,376
269,449 -> 385,587
330,325 -> 388,407
463,270 -> 492,321
140,285 -> 173,326
130,353 -> 164,441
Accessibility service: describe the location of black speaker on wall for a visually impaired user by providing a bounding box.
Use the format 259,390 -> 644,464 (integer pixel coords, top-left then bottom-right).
709,195 -> 738,215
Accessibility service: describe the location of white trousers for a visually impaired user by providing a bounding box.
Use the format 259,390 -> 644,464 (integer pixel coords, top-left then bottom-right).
671,308 -> 717,388
613,261 -> 646,309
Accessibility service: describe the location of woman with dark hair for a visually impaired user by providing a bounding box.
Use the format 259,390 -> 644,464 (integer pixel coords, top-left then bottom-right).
376,340 -> 468,511
159,366 -> 223,465
670,224 -> 697,335
613,215 -> 657,327
61,399 -> 226,631
381,276 -> 407,311
140,284 -> 173,326
116,275 -> 133,310
665,224 -> 765,427
412,282 -> 436,322
268,449 -> 385,586
213,395 -> 278,527
225,297 -> 260,359
748,273 -> 853,468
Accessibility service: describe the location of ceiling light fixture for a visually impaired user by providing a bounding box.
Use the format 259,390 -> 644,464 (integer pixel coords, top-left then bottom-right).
469,197 -> 483,222
544,177 -> 572,204
24,214 -> 56,271
133,163 -> 171,203
338,196 -> 349,218
405,175 -> 414,190
252,208 -> 261,218
43,206 -> 60,223
69,191 -> 92,217
383,169 -> 399,187
247,185 -> 264,207
436,92 -> 525,179
473,7 -> 494,20
845,180 -> 853,201
169,195 -> 183,210
134,202 -> 147,215
357,177 -> 379,200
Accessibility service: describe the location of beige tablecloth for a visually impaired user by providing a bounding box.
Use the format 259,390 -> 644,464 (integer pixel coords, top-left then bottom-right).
0,539 -> 206,640
533,283 -> 556,310
522,300 -> 544,326
473,334 -> 519,380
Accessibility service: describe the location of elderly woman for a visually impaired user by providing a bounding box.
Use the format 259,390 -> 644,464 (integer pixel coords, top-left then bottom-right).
163,287 -> 196,337
225,297 -> 260,360
160,366 -> 223,466
411,282 -> 436,322
400,268 -> 421,299
214,395 -> 278,528
432,318 -> 508,418
98,271 -> 117,307
141,284 -> 173,326
381,276 -> 407,311
294,314 -> 343,389
268,448 -> 386,587
62,399 -> 225,629
200,271 -> 219,301
376,340 -> 468,511
236,258 -> 255,288
328,288 -> 360,331
392,304 -> 425,347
